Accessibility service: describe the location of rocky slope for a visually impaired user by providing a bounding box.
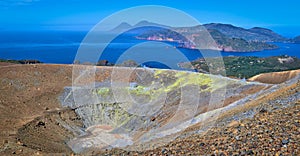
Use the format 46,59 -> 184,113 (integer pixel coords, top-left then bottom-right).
101,70 -> 300,155
0,64 -> 299,155
103,100 -> 300,155
204,23 -> 288,42
207,29 -> 277,52
0,64 -> 113,155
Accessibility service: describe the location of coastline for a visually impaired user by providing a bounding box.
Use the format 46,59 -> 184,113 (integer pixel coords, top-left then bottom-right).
136,37 -> 280,52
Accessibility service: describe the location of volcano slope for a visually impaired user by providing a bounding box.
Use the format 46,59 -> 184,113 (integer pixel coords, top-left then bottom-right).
103,74 -> 300,155
0,64 -> 298,155
248,69 -> 300,84
60,66 -> 270,153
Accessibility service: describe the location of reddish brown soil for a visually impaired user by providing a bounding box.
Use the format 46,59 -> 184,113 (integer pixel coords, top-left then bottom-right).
0,64 -> 167,155
0,64 -> 298,155
0,64 -> 74,155
0,64 -> 115,155
0,62 -> 17,67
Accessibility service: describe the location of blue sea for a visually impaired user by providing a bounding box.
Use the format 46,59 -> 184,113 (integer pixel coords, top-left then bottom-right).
0,30 -> 300,69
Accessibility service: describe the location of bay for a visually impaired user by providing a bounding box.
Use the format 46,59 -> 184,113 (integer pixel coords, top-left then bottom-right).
0,30 -> 299,69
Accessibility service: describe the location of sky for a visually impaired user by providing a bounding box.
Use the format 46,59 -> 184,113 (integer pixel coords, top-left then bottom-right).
1,0 -> 300,37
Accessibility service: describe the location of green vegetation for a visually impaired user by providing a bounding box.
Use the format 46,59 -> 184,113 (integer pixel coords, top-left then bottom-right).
208,29 -> 278,52
0,59 -> 42,64
95,87 -> 110,96
180,56 -> 300,78
136,25 -> 279,52
117,60 -> 140,67
0,59 -> 20,64
128,85 -> 152,96
96,60 -> 114,66
204,23 -> 287,42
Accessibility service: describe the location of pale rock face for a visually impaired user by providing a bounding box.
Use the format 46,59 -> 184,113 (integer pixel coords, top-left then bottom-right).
278,57 -> 294,64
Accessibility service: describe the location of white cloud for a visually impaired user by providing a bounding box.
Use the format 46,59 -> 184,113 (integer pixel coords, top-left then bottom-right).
0,0 -> 40,7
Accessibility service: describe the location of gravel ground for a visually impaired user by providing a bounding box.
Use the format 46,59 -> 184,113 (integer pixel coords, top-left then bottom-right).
100,80 -> 300,155
101,101 -> 300,156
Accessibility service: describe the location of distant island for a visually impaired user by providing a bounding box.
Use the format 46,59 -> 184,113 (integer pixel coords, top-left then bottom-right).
0,59 -> 42,64
293,35 -> 300,43
111,21 -> 294,52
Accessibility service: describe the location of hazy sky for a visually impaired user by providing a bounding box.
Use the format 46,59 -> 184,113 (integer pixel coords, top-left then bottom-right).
1,0 -> 299,36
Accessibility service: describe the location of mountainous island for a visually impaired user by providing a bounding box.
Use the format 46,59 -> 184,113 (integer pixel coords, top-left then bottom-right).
294,35 -> 300,43
112,21 -> 291,52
